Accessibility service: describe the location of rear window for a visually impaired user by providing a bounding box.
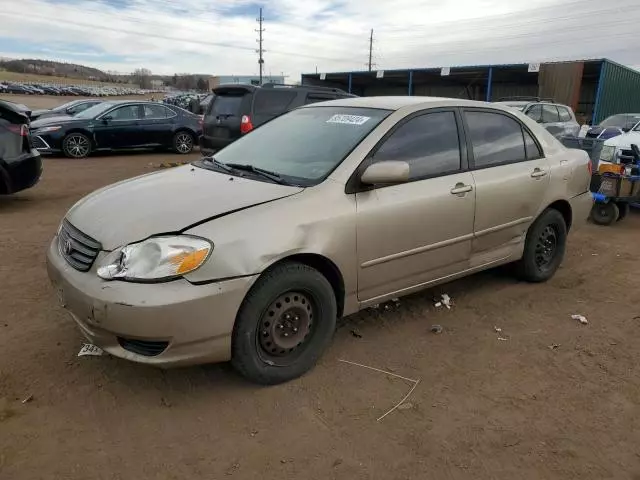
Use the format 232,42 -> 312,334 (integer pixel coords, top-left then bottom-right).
210,94 -> 245,116
253,90 -> 297,115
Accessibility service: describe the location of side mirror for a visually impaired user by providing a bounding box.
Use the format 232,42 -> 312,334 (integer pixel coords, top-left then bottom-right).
65,107 -> 73,114
102,115 -> 112,123
622,127 -> 631,133
361,161 -> 410,185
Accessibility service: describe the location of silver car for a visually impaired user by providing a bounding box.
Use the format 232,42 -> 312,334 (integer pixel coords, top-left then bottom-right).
497,99 -> 580,138
47,97 -> 593,384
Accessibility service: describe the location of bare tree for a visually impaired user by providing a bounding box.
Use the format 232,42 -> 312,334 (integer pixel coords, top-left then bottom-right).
133,68 -> 152,89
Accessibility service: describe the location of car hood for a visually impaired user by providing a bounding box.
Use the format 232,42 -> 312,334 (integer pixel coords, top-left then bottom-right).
604,131 -> 640,148
30,115 -> 77,128
66,164 -> 304,250
30,108 -> 52,116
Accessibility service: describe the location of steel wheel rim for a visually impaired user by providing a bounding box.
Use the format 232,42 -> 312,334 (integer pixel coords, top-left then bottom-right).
66,135 -> 90,158
258,292 -> 314,360
534,225 -> 558,269
176,133 -> 192,153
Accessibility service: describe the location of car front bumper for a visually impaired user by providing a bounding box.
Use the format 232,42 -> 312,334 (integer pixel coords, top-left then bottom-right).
46,235 -> 258,367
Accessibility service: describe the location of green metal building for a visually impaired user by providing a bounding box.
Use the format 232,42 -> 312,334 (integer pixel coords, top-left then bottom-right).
301,59 -> 640,124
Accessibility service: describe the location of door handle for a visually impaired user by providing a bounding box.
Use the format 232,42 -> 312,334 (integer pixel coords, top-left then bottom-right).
531,168 -> 547,178
450,183 -> 473,195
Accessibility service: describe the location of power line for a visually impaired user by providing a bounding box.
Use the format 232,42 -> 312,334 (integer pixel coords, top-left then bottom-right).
256,7 -> 265,84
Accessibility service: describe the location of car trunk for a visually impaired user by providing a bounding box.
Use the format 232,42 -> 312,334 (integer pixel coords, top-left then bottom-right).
204,87 -> 253,143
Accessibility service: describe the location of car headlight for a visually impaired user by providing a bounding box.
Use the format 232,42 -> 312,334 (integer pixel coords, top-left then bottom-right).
600,145 -> 616,162
35,126 -> 62,134
97,235 -> 212,282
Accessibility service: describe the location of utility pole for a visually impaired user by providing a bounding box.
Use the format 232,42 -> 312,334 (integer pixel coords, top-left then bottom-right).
368,29 -> 374,72
256,7 -> 265,85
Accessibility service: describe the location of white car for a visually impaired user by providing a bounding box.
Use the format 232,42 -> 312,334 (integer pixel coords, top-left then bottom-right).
599,125 -> 640,166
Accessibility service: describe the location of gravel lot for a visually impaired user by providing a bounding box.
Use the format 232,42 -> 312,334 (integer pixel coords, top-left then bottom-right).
1,97 -> 640,480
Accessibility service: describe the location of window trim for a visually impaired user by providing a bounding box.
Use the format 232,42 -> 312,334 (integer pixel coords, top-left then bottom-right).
345,107 -> 468,194
460,107 -> 545,171
143,104 -> 177,120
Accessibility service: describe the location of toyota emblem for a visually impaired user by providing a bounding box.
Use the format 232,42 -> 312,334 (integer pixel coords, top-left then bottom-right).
63,239 -> 73,255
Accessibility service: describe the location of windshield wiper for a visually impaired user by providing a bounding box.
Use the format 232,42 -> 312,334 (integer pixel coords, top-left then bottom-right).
202,156 -> 234,173
225,163 -> 287,184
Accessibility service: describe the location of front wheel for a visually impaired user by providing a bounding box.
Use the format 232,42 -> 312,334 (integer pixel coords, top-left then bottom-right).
590,202 -> 619,226
173,131 -> 195,154
516,208 -> 567,283
62,133 -> 91,159
231,262 -> 337,385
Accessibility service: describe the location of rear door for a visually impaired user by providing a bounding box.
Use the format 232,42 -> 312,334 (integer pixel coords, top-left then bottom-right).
140,103 -> 174,145
251,89 -> 298,127
463,109 -> 550,261
204,87 -> 252,143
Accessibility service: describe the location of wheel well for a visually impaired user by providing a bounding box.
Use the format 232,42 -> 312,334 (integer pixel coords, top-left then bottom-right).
175,128 -> 196,140
268,254 -> 346,317
547,199 -> 572,230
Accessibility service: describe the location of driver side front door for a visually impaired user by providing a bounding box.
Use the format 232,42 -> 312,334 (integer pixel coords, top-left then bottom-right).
93,104 -> 143,149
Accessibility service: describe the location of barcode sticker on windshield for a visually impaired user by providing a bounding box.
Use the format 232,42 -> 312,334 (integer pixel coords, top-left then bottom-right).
326,114 -> 370,125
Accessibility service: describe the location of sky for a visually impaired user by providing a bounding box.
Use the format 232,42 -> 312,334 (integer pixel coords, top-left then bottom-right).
1,0 -> 640,80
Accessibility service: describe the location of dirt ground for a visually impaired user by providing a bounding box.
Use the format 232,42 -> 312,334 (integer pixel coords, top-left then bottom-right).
0,93 -> 159,110
2,104 -> 640,478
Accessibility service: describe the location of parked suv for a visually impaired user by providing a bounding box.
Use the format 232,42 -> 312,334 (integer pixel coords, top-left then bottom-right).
200,83 -> 356,152
0,100 -> 42,195
47,97 -> 592,384
496,97 -> 580,138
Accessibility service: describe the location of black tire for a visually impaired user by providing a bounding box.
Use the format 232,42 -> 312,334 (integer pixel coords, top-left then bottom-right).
590,202 -> 619,226
516,208 -> 567,283
62,133 -> 91,159
231,262 -> 337,385
616,202 -> 630,222
173,131 -> 195,154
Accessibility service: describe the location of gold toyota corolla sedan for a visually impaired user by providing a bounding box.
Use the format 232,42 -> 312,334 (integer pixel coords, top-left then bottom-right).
47,96 -> 593,384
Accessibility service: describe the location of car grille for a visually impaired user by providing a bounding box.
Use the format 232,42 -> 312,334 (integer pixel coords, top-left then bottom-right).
117,337 -> 169,357
58,219 -> 102,272
31,136 -> 49,150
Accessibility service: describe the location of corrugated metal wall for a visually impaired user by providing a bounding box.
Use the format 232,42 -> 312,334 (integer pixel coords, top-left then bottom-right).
491,83 -> 538,100
538,62 -> 584,111
594,60 -> 640,123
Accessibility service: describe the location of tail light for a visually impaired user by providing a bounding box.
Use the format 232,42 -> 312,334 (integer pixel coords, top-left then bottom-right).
7,124 -> 28,136
240,115 -> 253,134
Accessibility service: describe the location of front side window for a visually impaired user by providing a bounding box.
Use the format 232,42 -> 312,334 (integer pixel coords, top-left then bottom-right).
109,105 -> 141,121
201,106 -> 391,185
372,111 -> 461,179
465,111 -> 527,168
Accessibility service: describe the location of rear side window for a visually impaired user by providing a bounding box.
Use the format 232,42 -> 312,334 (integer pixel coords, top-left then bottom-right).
542,104 -> 560,122
558,106 -> 572,122
465,111 -> 526,168
210,94 -> 245,117
526,104 -> 543,122
372,111 -> 461,179
143,104 -> 170,119
523,130 -> 543,160
253,90 -> 297,115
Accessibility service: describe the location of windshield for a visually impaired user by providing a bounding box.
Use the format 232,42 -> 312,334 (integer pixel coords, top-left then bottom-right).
198,106 -> 391,185
73,102 -> 116,119
600,114 -> 640,129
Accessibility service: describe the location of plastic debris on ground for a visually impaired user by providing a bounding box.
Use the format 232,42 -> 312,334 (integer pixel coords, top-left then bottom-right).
571,314 -> 589,325
78,343 -> 105,357
494,326 -> 502,333
434,294 -> 452,309
430,325 -> 443,334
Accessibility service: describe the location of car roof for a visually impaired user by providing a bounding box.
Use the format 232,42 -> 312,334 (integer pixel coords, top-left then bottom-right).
302,96 -> 514,111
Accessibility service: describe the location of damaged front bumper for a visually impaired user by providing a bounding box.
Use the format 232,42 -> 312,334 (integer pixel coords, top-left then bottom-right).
46,235 -> 258,367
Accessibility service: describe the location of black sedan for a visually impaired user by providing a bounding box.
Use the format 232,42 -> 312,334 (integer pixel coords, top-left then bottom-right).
30,101 -> 203,158
0,100 -> 43,194
30,99 -> 103,122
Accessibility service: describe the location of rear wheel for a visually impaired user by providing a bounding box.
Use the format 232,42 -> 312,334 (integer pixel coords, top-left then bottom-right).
62,133 -> 91,159
231,262 -> 337,385
516,208 -> 567,283
591,202 -> 619,226
173,131 -> 194,154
